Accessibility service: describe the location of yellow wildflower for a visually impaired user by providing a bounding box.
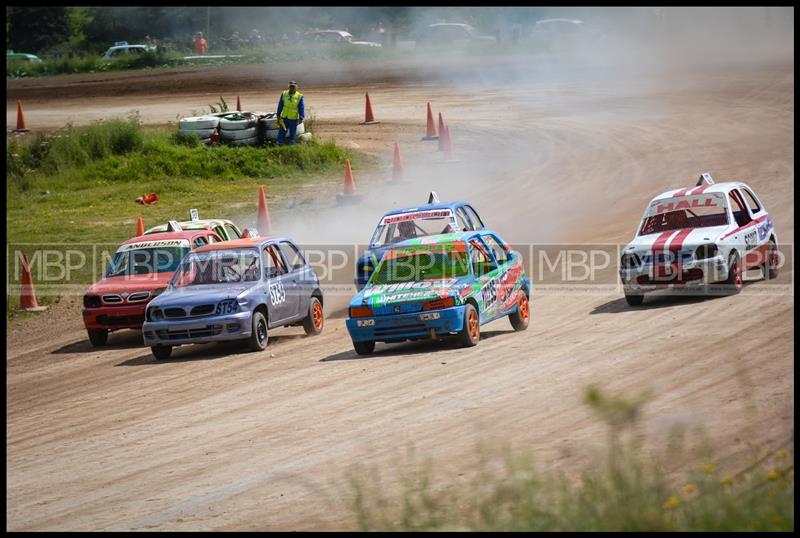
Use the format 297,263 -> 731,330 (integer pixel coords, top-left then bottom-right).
776,449 -> 789,459
663,496 -> 681,510
721,476 -> 734,487
684,483 -> 697,494
703,463 -> 716,474
767,469 -> 781,481
771,513 -> 783,525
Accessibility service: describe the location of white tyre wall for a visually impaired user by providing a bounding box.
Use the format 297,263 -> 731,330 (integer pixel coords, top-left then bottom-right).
178,127 -> 215,139
220,127 -> 258,140
179,116 -> 219,130
265,128 -> 279,141
228,136 -> 259,146
219,115 -> 257,130
260,115 -> 279,130
297,132 -> 313,143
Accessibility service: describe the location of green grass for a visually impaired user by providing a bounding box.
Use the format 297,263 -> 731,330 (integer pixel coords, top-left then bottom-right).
345,385 -> 794,531
6,116 -> 375,315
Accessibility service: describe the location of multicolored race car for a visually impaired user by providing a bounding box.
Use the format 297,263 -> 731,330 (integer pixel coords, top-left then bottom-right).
144,209 -> 243,241
354,192 -> 486,290
82,228 -> 223,346
346,230 -> 530,355
142,235 -> 324,360
619,173 -> 780,305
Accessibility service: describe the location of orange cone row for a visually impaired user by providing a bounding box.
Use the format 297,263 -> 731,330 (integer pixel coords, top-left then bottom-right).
18,253 -> 47,312
360,92 -> 380,125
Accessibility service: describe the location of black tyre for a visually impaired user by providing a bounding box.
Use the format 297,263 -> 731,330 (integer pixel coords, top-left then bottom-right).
723,252 -> 743,295
509,292 -> 530,331
302,296 -> 324,336
624,293 -> 644,306
248,310 -> 268,352
87,329 -> 108,347
353,340 -> 375,355
763,240 -> 779,280
151,345 -> 172,360
457,303 -> 480,347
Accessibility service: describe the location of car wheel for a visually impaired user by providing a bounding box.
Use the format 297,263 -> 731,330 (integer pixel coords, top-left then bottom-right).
624,292 -> 644,306
87,329 -> 108,347
763,240 -> 779,280
508,292 -> 530,331
247,310 -> 269,352
723,252 -> 743,295
302,297 -> 324,336
353,340 -> 375,355
458,303 -> 480,347
151,345 -> 172,360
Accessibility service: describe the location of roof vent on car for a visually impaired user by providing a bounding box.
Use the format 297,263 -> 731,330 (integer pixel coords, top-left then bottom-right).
428,191 -> 440,204
166,220 -> 183,232
696,172 -> 714,186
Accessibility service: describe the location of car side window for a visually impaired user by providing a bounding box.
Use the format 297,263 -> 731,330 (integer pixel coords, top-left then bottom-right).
456,207 -> 474,230
207,234 -> 219,244
278,241 -> 306,271
729,190 -> 752,227
213,225 -> 227,240
741,188 -> 762,214
225,224 -> 242,239
465,205 -> 485,229
482,235 -> 509,265
262,245 -> 287,279
470,239 -> 497,277
454,210 -> 470,231
193,236 -> 208,249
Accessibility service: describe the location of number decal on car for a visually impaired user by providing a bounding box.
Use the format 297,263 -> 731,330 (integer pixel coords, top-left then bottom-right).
480,278 -> 497,311
215,300 -> 238,315
269,282 -> 286,305
744,230 -> 757,251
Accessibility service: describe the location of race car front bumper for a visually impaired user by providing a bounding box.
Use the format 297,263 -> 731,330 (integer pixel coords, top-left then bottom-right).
83,304 -> 146,331
619,255 -> 730,294
346,305 -> 466,343
142,310 -> 253,347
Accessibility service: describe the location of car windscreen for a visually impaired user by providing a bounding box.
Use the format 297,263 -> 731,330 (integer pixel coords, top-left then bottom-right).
370,210 -> 456,248
171,249 -> 260,287
105,246 -> 189,277
639,194 -> 729,235
369,246 -> 470,285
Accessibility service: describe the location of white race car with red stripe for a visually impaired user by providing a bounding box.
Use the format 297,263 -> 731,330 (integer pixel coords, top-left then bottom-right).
619,173 -> 779,305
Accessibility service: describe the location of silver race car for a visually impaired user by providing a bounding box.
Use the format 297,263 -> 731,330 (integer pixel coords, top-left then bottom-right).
142,235 -> 324,359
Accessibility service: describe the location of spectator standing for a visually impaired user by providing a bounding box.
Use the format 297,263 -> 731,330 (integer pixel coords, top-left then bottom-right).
276,81 -> 305,146
193,31 -> 208,54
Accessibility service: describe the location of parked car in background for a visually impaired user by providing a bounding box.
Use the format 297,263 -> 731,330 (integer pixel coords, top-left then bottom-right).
416,23 -> 497,48
144,210 -> 242,242
102,41 -> 157,59
301,30 -> 382,47
7,50 -> 43,63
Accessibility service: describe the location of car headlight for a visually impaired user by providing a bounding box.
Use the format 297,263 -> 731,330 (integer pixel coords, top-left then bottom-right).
694,244 -> 718,260
147,306 -> 164,321
83,294 -> 101,308
620,253 -> 641,269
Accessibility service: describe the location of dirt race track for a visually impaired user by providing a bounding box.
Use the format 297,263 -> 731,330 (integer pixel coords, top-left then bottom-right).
6,55 -> 794,530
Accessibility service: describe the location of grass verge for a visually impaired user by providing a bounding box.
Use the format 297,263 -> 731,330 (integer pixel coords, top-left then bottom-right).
6,115 -> 375,316
344,385 -> 794,531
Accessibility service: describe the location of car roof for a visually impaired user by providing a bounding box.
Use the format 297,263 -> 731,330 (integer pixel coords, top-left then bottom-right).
383,201 -> 470,216
193,236 -> 284,253
385,230 -> 490,250
428,23 -> 472,28
653,181 -> 752,201
145,218 -> 237,232
536,18 -> 584,25
121,230 -> 209,245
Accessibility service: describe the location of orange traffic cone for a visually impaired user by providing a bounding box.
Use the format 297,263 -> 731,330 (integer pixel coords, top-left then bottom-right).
441,125 -> 459,163
437,113 -> 446,151
336,159 -> 363,204
136,216 -> 144,236
236,95 -> 242,112
422,102 -> 438,141
360,92 -> 380,125
257,185 -> 272,234
13,100 -> 30,133
18,254 -> 47,312
391,142 -> 405,182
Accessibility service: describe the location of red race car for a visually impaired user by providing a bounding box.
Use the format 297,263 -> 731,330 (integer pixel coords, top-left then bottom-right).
82,228 -> 223,346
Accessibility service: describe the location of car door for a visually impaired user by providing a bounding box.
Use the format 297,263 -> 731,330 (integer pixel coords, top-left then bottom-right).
262,243 -> 294,325
481,233 -> 520,314
738,187 -> 769,269
276,240 -> 307,320
468,236 -> 501,321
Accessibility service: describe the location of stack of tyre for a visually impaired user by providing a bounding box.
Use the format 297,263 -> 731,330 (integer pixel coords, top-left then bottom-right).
178,115 -> 220,144
219,112 -> 260,146
260,113 -> 308,143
